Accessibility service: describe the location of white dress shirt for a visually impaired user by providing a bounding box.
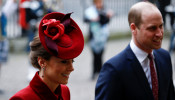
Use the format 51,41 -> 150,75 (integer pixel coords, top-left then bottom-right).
130,40 -> 157,89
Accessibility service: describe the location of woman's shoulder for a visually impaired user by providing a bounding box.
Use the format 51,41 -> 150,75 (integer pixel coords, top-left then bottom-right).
9,85 -> 40,100
61,85 -> 70,100
61,84 -> 70,92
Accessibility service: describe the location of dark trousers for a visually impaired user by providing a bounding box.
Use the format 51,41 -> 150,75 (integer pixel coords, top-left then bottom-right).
92,49 -> 104,78
169,31 -> 175,52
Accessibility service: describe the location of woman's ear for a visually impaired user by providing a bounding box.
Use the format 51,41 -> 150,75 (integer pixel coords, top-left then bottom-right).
38,57 -> 46,68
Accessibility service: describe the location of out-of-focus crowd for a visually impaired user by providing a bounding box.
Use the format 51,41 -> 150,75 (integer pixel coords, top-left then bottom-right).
0,0 -> 64,92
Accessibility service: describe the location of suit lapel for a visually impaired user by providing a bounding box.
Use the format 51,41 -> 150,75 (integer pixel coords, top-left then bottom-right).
125,45 -> 154,99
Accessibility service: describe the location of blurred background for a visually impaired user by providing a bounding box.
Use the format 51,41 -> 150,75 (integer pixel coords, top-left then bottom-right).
0,0 -> 175,100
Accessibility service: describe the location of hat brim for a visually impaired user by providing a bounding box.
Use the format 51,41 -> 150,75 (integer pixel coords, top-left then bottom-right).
39,12 -> 84,59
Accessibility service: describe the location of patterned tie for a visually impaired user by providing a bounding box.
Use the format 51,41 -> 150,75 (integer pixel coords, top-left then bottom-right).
148,53 -> 158,100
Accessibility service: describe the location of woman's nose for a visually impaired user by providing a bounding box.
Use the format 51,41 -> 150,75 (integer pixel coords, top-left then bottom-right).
68,63 -> 74,72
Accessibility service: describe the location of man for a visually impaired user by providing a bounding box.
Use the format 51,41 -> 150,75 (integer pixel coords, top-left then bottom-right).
95,1 -> 175,100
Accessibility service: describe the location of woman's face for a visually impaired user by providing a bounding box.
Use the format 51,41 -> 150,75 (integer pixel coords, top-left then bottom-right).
44,56 -> 74,85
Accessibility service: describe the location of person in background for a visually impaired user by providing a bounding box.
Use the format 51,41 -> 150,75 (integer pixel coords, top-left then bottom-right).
143,0 -> 174,29
19,0 -> 45,81
0,0 -> 18,94
1,0 -> 18,38
156,0 -> 173,29
84,0 -> 113,80
164,0 -> 175,53
95,1 -> 175,100
0,0 -> 2,6
42,0 -> 63,13
142,0 -> 155,3
10,12 -> 84,100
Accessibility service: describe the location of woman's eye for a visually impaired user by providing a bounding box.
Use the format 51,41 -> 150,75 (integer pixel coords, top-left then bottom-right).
61,60 -> 67,63
61,60 -> 74,64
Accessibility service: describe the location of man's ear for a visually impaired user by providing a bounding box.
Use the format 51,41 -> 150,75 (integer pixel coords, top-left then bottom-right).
130,23 -> 137,35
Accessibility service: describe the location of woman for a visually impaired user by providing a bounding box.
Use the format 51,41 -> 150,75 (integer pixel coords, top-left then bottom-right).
10,12 -> 84,100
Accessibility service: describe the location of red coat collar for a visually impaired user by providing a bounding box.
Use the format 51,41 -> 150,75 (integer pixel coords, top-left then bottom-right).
30,72 -> 62,100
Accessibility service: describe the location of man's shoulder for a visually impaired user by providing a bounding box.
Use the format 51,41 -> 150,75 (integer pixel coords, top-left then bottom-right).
104,46 -> 132,70
154,48 -> 170,56
107,45 -> 132,63
107,50 -> 126,61
154,48 -> 171,62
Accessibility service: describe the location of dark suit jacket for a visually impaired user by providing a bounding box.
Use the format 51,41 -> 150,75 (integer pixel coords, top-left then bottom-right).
95,45 -> 175,100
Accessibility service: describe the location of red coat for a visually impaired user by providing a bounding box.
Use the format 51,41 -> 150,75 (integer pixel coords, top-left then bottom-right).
10,72 -> 70,100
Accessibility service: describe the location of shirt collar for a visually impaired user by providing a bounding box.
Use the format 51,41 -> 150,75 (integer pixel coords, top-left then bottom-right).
130,39 -> 153,63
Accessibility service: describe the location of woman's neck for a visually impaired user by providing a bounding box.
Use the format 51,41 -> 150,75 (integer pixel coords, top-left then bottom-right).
39,72 -> 59,92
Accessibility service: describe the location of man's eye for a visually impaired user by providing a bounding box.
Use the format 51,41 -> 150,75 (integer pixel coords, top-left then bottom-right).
149,26 -> 156,31
159,24 -> 163,29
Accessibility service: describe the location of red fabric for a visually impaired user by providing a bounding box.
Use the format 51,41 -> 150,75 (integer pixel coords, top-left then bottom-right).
19,0 -> 28,29
148,54 -> 159,100
10,72 -> 70,100
39,12 -> 84,59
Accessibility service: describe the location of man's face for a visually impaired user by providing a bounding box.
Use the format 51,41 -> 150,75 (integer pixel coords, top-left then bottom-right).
134,9 -> 164,53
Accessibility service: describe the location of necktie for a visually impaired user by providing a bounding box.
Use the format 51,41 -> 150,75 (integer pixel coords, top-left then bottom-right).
148,53 -> 158,100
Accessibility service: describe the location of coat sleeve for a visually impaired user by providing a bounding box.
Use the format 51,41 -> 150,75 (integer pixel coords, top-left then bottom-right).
95,62 -> 124,100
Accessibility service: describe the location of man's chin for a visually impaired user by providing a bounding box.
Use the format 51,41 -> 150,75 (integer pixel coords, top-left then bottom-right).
153,46 -> 161,50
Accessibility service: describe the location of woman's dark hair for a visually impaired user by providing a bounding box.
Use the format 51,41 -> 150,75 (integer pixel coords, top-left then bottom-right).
29,35 -> 52,69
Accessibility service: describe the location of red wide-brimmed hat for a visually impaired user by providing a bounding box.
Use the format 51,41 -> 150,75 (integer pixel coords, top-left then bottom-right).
39,12 -> 84,59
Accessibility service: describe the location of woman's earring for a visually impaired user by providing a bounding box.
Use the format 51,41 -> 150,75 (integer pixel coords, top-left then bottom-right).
41,65 -> 45,78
